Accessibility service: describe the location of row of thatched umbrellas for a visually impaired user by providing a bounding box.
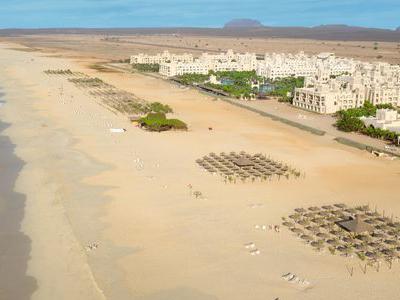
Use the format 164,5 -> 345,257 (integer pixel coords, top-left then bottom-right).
44,69 -> 77,76
196,152 -> 299,182
68,77 -> 112,89
283,204 -> 400,262
46,70 -> 148,115
89,89 -> 147,114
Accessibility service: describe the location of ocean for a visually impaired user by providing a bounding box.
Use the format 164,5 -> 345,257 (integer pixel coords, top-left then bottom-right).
0,89 -> 37,299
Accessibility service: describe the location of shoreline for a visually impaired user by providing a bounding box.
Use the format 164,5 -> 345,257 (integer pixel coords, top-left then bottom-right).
0,90 -> 37,299
0,61 -> 108,299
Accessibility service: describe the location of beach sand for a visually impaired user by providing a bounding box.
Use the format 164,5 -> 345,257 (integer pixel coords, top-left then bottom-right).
0,42 -> 399,300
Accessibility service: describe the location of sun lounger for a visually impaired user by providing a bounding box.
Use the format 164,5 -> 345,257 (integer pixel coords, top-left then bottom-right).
110,128 -> 126,133
244,242 -> 255,249
250,249 -> 260,255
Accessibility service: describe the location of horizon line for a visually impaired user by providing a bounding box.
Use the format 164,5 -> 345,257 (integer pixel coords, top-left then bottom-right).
0,24 -> 399,31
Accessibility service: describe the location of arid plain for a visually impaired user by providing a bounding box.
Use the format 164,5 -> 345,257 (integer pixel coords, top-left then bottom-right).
0,35 -> 399,300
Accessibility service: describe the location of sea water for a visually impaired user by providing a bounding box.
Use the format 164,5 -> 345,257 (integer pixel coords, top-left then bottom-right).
0,88 -> 37,298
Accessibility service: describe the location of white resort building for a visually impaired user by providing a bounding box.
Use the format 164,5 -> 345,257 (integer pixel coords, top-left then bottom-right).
159,61 -> 209,77
130,49 -> 400,114
257,52 -> 355,80
293,62 -> 400,114
130,50 -> 194,65
157,49 -> 258,77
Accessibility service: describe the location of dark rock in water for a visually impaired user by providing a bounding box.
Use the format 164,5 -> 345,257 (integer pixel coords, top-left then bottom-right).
224,19 -> 263,29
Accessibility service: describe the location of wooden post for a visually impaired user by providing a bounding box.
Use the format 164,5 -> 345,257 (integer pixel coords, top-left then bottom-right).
346,265 -> 354,277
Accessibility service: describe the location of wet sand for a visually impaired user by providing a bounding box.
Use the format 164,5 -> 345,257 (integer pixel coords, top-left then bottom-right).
0,91 -> 37,299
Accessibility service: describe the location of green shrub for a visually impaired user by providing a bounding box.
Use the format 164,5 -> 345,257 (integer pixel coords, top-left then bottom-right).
139,112 -> 187,132
266,77 -> 305,103
335,101 -> 400,143
335,114 -> 365,132
147,102 -> 173,113
132,63 -> 160,72
177,73 -> 209,85
205,82 -> 253,98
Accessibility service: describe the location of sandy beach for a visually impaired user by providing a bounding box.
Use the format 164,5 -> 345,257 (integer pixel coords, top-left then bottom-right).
0,41 -> 400,300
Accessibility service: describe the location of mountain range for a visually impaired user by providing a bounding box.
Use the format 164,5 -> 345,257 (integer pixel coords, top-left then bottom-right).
1,20 -> 399,42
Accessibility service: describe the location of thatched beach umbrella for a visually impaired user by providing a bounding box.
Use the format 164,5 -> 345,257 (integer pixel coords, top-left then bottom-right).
300,234 -> 313,242
308,206 -> 320,212
325,216 -> 337,223
297,219 -> 310,226
368,241 -> 380,248
290,228 -> 303,234
304,212 -> 316,218
392,222 -> 400,229
376,224 -> 389,231
306,226 -> 320,234
311,218 -> 325,225
364,218 -> 378,225
311,240 -> 325,249
384,239 -> 397,246
372,232 -> 387,239
316,232 -> 329,239
321,205 -> 334,210
365,251 -> 379,260
342,236 -> 355,243
387,230 -> 398,237
356,234 -> 372,242
264,171 -> 272,177
295,208 -> 306,214
326,239 -> 340,246
319,223 -> 331,230
345,208 -> 358,214
334,203 -> 347,209
317,211 -> 330,217
283,221 -> 295,227
381,248 -> 395,257
376,217 -> 391,223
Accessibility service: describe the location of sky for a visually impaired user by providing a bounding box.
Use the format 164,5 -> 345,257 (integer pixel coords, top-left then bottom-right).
0,0 -> 399,29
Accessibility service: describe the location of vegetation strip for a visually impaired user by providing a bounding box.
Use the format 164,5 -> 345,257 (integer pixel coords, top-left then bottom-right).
335,101 -> 400,145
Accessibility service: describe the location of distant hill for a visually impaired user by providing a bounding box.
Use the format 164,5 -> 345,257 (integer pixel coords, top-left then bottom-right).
224,19 -> 263,29
396,27 -> 400,31
313,24 -> 354,29
1,24 -> 400,42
